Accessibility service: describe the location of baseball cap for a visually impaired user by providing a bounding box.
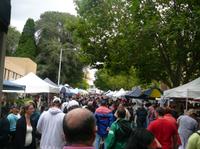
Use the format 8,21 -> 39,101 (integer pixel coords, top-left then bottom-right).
67,100 -> 79,110
53,96 -> 61,103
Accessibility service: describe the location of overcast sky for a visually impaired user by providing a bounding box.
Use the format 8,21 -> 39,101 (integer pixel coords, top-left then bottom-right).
11,0 -> 77,32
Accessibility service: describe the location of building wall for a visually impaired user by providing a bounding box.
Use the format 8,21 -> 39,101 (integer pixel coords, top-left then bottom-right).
4,57 -> 37,80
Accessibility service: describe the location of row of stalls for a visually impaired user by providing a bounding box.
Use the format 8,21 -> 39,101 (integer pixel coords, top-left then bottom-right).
2,72 -> 89,107
104,77 -> 200,116
105,77 -> 200,104
3,72 -> 59,94
105,87 -> 162,100
103,87 -> 163,112
3,72 -> 89,95
2,72 -> 60,107
4,72 -> 200,115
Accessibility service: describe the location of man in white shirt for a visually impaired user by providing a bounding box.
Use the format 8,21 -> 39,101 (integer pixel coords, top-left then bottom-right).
37,97 -> 65,149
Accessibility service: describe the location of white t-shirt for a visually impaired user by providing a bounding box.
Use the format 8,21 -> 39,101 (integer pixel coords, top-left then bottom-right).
25,125 -> 33,147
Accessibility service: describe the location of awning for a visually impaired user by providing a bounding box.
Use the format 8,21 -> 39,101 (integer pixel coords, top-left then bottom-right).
3,80 -> 26,92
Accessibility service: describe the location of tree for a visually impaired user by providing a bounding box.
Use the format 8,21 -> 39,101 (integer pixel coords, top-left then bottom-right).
36,11 -> 86,87
94,67 -> 139,91
75,0 -> 200,88
132,0 -> 200,87
15,18 -> 37,60
5,26 -> 21,56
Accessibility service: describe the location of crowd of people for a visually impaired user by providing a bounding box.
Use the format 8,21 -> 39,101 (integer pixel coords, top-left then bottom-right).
0,94 -> 199,149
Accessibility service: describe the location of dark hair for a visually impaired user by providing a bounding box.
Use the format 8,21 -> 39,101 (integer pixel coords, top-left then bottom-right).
52,101 -> 61,107
165,107 -> 172,115
126,128 -> 155,149
156,107 -> 165,116
101,99 -> 108,106
1,107 -> 8,118
63,109 -> 96,144
40,105 -> 45,113
117,106 -> 126,118
64,105 -> 80,114
10,105 -> 18,110
86,102 -> 95,113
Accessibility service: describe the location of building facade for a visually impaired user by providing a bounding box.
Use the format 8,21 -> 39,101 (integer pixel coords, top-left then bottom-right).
4,57 -> 37,80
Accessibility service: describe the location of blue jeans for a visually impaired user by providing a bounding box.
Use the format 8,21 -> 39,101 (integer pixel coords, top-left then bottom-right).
95,133 -> 107,149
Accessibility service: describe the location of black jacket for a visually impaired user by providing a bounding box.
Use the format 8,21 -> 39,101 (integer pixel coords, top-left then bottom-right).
15,116 -> 36,149
0,117 -> 10,146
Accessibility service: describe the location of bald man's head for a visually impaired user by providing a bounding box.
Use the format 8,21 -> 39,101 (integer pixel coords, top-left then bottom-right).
63,108 -> 96,145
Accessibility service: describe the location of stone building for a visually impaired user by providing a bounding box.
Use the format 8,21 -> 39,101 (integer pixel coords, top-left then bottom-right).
4,57 -> 37,80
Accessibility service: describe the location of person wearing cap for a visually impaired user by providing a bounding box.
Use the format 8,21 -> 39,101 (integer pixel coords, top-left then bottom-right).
63,108 -> 96,149
177,109 -> 198,149
37,97 -> 65,149
62,100 -> 79,113
95,98 -> 114,149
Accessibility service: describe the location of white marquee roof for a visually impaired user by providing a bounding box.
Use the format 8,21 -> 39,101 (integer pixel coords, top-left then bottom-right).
13,72 -> 59,93
164,77 -> 200,98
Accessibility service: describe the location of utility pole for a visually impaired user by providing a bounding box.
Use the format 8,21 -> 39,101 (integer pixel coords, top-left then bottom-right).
0,0 -> 11,115
56,21 -> 63,86
57,48 -> 63,86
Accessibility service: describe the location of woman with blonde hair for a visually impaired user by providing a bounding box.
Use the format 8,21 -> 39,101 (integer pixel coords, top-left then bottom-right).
15,102 -> 36,149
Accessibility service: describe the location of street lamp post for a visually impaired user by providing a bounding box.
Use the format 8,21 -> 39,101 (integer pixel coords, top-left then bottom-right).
57,21 -> 63,86
57,48 -> 63,86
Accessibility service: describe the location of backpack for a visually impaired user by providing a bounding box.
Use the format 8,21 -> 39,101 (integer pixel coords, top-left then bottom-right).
115,120 -> 132,141
137,108 -> 148,121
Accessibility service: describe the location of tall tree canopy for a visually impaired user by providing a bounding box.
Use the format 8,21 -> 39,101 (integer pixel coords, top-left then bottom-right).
15,18 -> 37,60
95,67 -> 139,91
36,11 -> 85,87
75,0 -> 200,88
5,26 -> 21,56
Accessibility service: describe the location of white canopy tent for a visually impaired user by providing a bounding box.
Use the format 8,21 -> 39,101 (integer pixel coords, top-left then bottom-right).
69,88 -> 79,94
105,91 -> 116,97
78,89 -> 88,95
163,77 -> 200,110
13,72 -> 59,93
164,77 -> 200,99
44,78 -> 58,87
113,88 -> 127,97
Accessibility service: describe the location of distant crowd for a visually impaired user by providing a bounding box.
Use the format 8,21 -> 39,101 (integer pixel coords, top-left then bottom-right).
0,94 -> 200,149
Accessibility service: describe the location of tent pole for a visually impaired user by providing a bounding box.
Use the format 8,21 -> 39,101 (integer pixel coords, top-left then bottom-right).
186,98 -> 188,111
186,89 -> 188,111
48,93 -> 50,107
168,99 -> 170,107
23,89 -> 25,99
